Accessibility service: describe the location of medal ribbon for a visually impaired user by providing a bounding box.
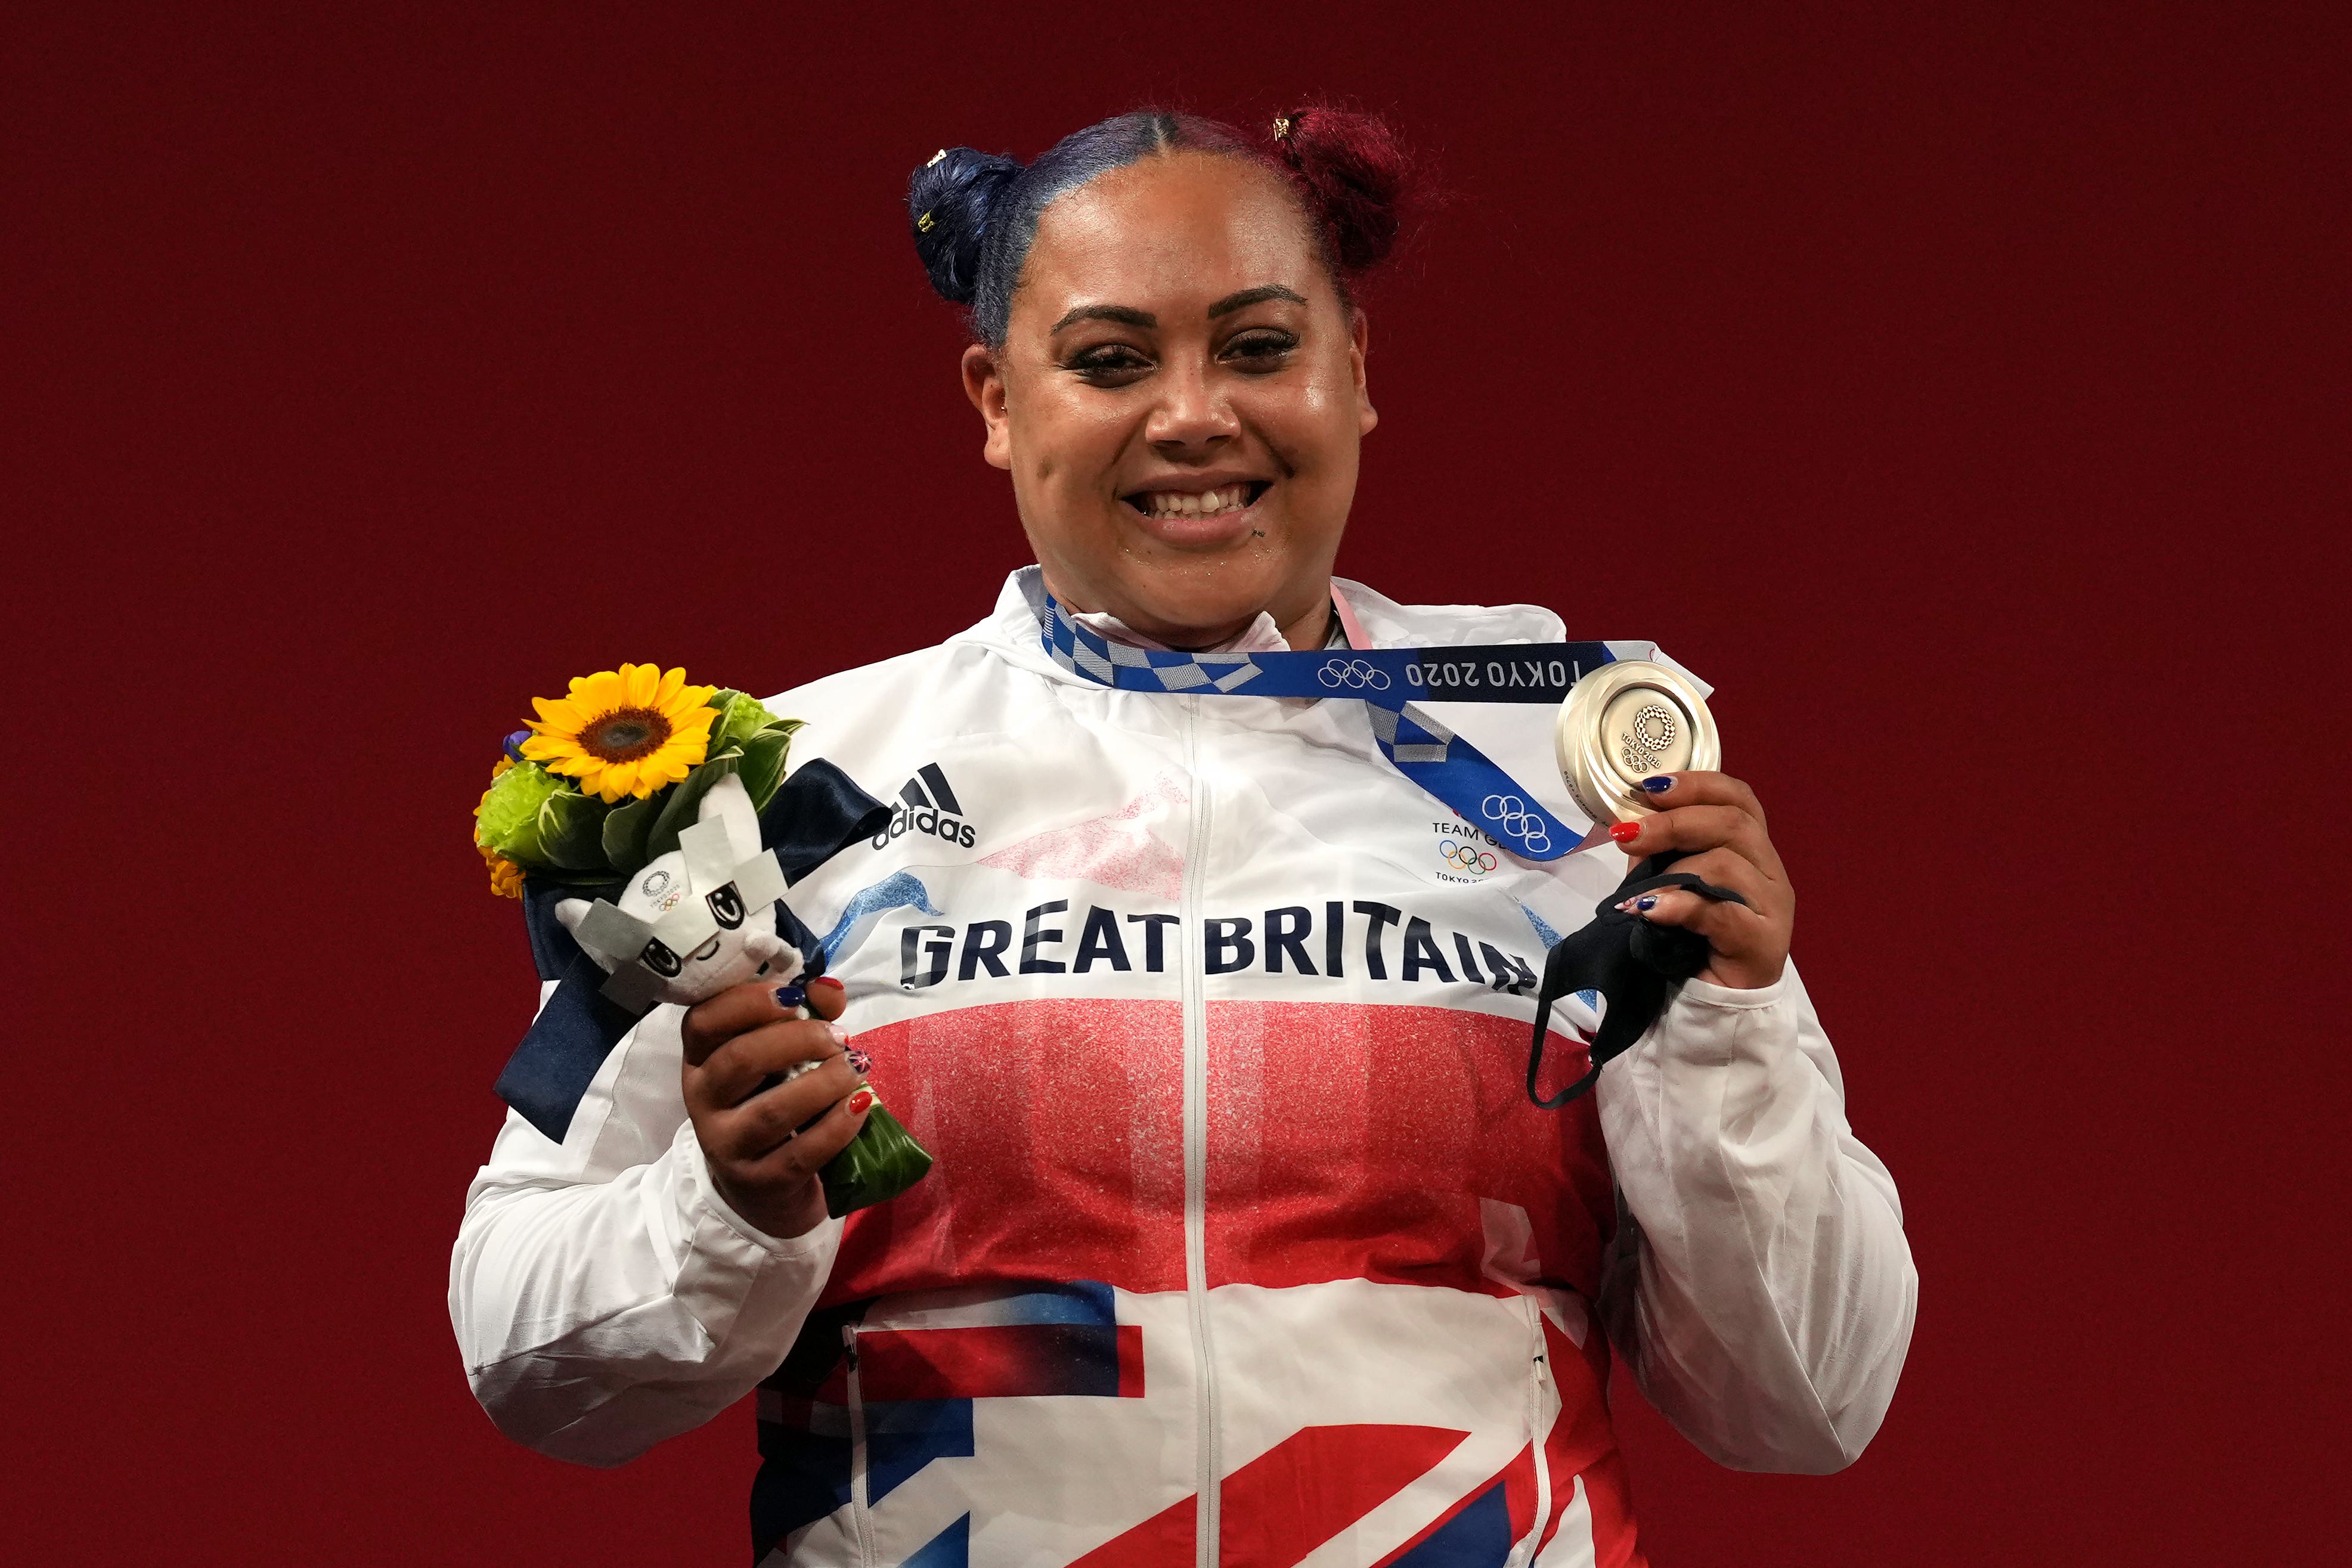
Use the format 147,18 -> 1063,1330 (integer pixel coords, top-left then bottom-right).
1041,594 -> 1615,862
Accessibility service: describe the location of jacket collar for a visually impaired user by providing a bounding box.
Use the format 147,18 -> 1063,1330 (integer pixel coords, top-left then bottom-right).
956,565 -> 1575,684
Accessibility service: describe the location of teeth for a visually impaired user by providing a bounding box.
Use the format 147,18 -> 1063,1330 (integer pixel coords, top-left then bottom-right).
1140,485 -> 1253,519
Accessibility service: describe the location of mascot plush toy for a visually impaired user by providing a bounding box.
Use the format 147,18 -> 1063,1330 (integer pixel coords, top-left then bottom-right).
554,774 -> 802,1011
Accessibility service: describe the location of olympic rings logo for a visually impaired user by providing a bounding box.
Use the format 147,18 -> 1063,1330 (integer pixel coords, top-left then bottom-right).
1316,658 -> 1392,691
1618,703 -> 1679,772
1480,794 -> 1552,854
1440,840 -> 1499,874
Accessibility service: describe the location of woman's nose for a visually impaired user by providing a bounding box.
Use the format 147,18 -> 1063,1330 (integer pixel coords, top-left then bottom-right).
1145,360 -> 1239,453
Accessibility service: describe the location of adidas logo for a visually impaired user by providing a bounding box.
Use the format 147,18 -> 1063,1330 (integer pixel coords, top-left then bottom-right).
871,762 -> 977,851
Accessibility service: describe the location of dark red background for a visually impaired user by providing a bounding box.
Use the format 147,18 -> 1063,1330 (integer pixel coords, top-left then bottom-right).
9,4 -> 2344,1562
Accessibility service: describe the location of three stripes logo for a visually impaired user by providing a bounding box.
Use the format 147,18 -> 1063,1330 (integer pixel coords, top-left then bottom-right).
872,762 -> 977,851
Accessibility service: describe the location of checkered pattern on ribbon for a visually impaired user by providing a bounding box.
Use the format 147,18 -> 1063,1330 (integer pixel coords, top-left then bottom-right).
1039,594 -> 1582,861
1364,701 -> 1455,766
1045,599 -> 1269,693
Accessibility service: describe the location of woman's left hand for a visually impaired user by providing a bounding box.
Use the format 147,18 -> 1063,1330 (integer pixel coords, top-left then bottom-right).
1608,771 -> 1794,990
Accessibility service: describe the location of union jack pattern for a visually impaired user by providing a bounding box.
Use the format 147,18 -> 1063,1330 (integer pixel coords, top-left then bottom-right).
748,996 -> 1639,1567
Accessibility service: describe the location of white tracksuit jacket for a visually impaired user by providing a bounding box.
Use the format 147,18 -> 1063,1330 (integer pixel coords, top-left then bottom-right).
451,569 -> 1917,1568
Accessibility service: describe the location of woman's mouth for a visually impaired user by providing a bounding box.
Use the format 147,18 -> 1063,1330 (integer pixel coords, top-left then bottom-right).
1121,481 -> 1272,522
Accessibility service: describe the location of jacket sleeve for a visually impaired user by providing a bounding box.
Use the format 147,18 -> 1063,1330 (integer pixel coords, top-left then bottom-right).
1595,960 -> 1917,1473
448,994 -> 842,1467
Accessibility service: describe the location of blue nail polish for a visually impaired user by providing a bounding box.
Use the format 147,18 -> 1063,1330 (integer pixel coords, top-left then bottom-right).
773,984 -> 806,1011
846,1048 -> 873,1076
1640,776 -> 1674,794
1635,895 -> 1657,912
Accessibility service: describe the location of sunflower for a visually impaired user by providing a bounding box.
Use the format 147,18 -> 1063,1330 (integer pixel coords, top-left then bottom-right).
520,663 -> 719,803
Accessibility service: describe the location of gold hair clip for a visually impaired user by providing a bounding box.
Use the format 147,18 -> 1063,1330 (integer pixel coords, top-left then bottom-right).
918,211 -> 934,233
926,148 -> 947,167
1271,116 -> 1293,141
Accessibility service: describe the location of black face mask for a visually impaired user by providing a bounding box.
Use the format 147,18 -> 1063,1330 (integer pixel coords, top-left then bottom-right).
1524,851 -> 1750,1108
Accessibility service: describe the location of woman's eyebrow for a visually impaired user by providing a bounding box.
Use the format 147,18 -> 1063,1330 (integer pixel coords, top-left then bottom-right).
1207,284 -> 1307,318
1046,286 -> 1307,334
1051,303 -> 1156,332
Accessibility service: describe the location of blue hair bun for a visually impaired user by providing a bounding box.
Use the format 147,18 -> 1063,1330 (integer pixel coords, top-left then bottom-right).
909,147 -> 1023,306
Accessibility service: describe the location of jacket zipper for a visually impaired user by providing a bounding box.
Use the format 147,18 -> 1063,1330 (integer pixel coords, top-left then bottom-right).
1179,695 -> 1222,1566
1520,1294 -> 1552,1567
844,1325 -> 876,1567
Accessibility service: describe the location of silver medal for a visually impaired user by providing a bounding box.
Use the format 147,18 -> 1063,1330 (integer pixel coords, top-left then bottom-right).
1554,660 -> 1721,825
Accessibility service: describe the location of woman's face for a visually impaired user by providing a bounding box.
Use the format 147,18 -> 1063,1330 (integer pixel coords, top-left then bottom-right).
963,151 -> 1377,650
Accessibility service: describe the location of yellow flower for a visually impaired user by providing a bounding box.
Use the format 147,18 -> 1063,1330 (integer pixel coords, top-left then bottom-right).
478,839 -> 525,898
520,663 -> 718,803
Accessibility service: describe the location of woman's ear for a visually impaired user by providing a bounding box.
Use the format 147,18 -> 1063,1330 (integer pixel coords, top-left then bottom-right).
961,343 -> 1013,470
1350,308 -> 1378,438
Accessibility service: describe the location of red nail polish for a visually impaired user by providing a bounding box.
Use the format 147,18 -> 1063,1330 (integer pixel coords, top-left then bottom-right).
809,975 -> 846,994
1608,821 -> 1641,845
847,1088 -> 875,1115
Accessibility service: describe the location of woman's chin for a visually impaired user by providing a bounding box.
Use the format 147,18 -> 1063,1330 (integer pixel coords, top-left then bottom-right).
1112,568 -> 1295,645
1042,492 -> 1335,644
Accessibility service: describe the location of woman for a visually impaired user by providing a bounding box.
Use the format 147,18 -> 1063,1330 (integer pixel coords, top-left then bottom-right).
451,107 -> 1916,1567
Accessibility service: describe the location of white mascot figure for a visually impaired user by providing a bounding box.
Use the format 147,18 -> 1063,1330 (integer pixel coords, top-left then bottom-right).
553,773 -> 808,1014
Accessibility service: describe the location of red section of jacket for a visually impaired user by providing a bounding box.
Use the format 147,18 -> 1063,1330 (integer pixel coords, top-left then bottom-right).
820,998 -> 1188,1303
819,996 -> 1615,1309
1204,1001 -> 1615,1297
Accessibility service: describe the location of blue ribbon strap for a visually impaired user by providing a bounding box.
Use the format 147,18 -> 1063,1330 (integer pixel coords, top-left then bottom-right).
1041,597 -> 1610,862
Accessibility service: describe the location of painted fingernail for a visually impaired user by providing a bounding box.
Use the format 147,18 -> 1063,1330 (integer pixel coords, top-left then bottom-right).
808,975 -> 845,995
1635,895 -> 1657,912
823,1022 -> 848,1046
846,1048 -> 873,1076
847,1088 -> 875,1115
773,984 -> 805,1011
1608,821 -> 1641,845
1641,776 -> 1674,794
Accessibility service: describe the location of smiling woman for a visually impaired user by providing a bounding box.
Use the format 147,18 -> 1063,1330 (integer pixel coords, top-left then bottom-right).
450,102 -> 1917,1568
909,110 -> 1410,650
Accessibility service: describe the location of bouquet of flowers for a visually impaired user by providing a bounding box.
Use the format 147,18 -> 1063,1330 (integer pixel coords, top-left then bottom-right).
473,662 -> 930,1217
475,664 -> 794,893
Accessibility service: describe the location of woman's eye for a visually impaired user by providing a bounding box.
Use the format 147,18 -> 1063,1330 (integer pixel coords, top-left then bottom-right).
1221,330 -> 1299,368
1067,346 -> 1153,383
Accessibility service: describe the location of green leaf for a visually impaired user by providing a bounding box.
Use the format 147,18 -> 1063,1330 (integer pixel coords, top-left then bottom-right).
642,743 -> 743,863
535,785 -> 613,872
735,723 -> 798,814
600,790 -> 662,876
820,1101 -> 934,1217
475,763 -> 566,866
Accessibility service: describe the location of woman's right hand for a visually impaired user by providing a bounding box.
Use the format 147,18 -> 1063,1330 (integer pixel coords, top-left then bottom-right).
680,975 -> 871,1239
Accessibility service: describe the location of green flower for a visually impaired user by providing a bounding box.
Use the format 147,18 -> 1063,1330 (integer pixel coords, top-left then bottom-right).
475,760 -> 609,870
708,689 -> 783,749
